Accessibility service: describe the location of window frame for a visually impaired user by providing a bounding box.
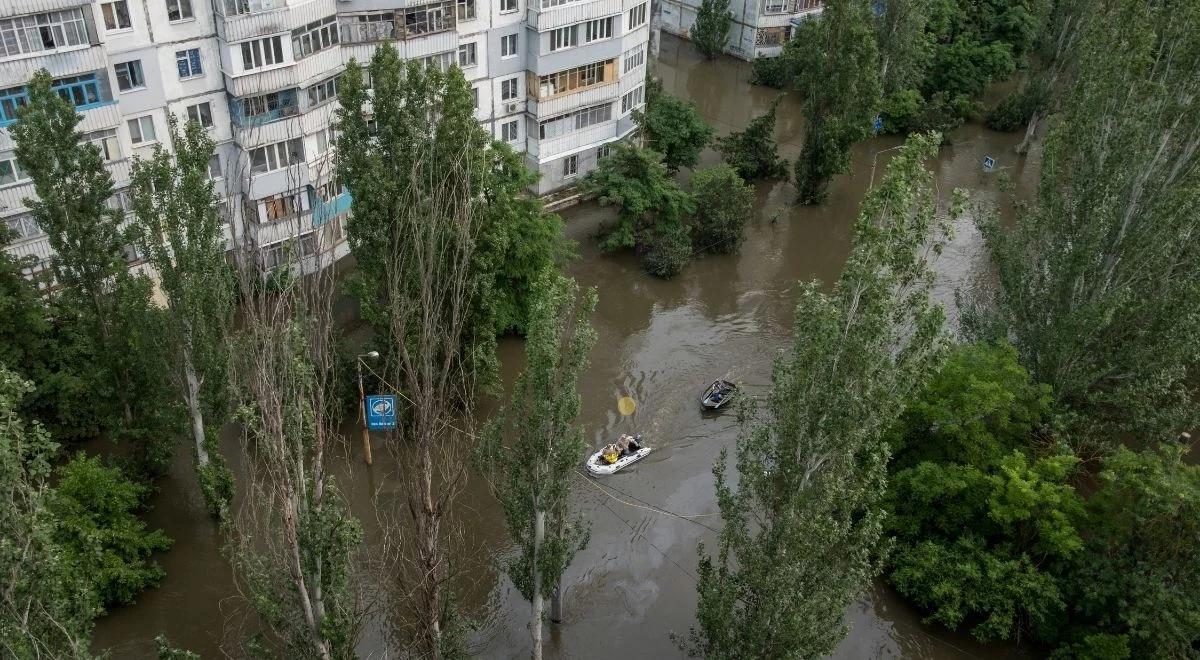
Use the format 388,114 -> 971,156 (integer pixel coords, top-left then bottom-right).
584,17 -> 613,43
186,101 -> 213,128
457,41 -> 477,67
101,0 -> 133,31
0,156 -> 29,187
83,128 -> 121,161
240,35 -> 285,71
0,9 -> 89,58
499,0 -> 518,13
166,0 -> 194,21
627,3 -> 647,29
114,60 -> 145,92
500,77 -> 519,101
500,33 -> 517,58
562,154 -> 578,178
549,25 -> 577,51
127,115 -> 157,145
501,120 -> 518,142
456,0 -> 477,21
176,48 -> 203,79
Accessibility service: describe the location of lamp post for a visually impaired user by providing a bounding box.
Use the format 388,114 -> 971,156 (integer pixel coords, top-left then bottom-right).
357,351 -> 380,465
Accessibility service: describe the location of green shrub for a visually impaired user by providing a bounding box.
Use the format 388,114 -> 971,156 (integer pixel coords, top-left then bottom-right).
691,164 -> 755,254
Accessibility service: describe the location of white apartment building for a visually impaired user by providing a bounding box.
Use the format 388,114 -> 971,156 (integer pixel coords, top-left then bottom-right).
1,0 -> 651,280
659,0 -> 821,60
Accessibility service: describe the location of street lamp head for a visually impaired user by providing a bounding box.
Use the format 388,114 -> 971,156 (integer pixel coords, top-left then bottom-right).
366,350 -> 380,359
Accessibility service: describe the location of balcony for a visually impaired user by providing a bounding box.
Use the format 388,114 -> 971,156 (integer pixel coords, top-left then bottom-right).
218,0 -> 289,18
230,90 -> 300,128
0,72 -> 114,128
338,3 -> 457,45
312,190 -> 351,226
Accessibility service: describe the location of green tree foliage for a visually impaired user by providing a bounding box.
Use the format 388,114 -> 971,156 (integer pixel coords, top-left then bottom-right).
0,368 -> 97,658
690,164 -> 755,254
793,0 -> 882,204
1062,444 -> 1200,658
690,0 -> 733,60
714,97 -> 787,180
887,341 -> 1053,469
478,274 -> 597,660
749,26 -> 811,89
687,133 -> 952,658
970,0 -> 1200,444
50,453 -> 172,608
985,78 -> 1049,131
876,0 -> 932,95
633,80 -> 714,172
581,144 -> 696,278
11,69 -> 177,476
130,117 -> 235,518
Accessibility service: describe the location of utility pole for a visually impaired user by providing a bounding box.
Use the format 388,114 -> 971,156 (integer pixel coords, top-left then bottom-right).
356,351 -> 380,465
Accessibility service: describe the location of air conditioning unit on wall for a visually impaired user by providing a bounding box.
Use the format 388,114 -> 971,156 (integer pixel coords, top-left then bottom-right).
505,102 -> 520,114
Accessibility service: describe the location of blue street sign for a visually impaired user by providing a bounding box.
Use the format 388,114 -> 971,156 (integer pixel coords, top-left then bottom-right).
873,116 -> 884,133
983,156 -> 996,171
365,394 -> 397,430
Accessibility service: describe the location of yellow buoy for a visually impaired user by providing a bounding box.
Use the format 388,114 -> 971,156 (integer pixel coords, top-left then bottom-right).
617,396 -> 636,416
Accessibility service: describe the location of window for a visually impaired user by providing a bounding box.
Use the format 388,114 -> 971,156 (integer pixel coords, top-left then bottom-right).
0,9 -> 89,58
315,127 -> 336,156
621,85 -> 644,113
186,102 -> 213,128
0,87 -> 28,125
536,59 -> 613,99
501,34 -> 517,58
208,154 -> 222,180
627,3 -> 647,29
501,120 -> 518,142
0,156 -> 28,186
457,0 -> 476,21
501,77 -> 518,101
114,60 -> 144,91
101,1 -> 132,31
457,42 -> 477,67
756,26 -> 789,46
472,86 -> 479,109
176,48 -> 202,78
500,0 -> 518,12
308,76 -> 338,106
597,144 -> 611,160
562,154 -> 578,178
292,16 -> 337,59
538,103 -> 612,139
262,192 -> 301,221
623,46 -> 645,74
249,138 -> 304,175
5,215 -> 41,241
342,12 -> 397,42
52,75 -> 101,108
108,189 -> 133,215
166,0 -> 194,21
585,17 -> 613,42
240,36 -> 284,71
549,26 -> 577,51
83,129 -> 121,161
127,115 -> 157,144
237,90 -> 297,125
421,51 -> 454,72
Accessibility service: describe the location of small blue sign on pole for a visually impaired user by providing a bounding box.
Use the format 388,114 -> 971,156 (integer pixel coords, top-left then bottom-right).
365,395 -> 397,430
983,156 -> 996,171
873,116 -> 884,133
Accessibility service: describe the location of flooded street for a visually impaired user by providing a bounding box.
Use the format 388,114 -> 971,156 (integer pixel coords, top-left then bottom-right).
93,33 -> 1042,659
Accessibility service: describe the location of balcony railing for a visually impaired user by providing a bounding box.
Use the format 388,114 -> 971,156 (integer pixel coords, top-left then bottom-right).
313,190 -> 352,226
0,72 -> 114,127
220,0 -> 288,17
230,90 -> 300,128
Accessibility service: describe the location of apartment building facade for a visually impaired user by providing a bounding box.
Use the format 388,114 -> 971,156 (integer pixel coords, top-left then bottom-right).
1,0 -> 650,279
659,0 -> 821,60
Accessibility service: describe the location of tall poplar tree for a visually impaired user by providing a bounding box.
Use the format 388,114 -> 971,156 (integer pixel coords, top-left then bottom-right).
972,0 -> 1200,445
874,0 -> 931,95
690,0 -> 733,60
793,0 -> 882,204
478,273 -> 597,660
130,117 -> 235,517
687,133 -> 954,658
12,69 -> 176,475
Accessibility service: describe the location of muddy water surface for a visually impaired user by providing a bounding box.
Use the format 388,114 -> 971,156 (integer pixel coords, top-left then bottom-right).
93,33 -> 1042,659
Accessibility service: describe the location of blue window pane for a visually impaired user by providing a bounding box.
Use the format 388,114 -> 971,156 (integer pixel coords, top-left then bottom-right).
189,50 -> 202,75
177,56 -> 189,78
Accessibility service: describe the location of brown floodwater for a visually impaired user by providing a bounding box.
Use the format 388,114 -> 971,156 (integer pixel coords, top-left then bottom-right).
92,33 -> 1044,659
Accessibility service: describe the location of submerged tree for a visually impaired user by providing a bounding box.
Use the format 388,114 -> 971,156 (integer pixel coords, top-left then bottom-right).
687,133 -> 955,658
12,69 -> 176,475
130,117 -> 236,517
478,274 -> 597,660
691,0 -> 733,60
875,0 -> 931,95
715,96 -> 787,180
793,0 -> 882,204
690,164 -> 755,254
971,0 -> 1200,446
633,80 -> 714,172
0,368 -> 98,659
581,143 -> 696,278
228,246 -> 365,659
337,48 -> 540,653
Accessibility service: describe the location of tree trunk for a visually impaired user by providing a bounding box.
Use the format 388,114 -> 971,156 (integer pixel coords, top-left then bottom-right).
1016,110 -> 1040,155
550,582 -> 563,624
183,347 -> 209,467
531,507 -> 545,660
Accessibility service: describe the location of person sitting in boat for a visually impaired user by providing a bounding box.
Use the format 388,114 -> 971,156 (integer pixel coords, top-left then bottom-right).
618,434 -> 642,455
711,390 -> 723,404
